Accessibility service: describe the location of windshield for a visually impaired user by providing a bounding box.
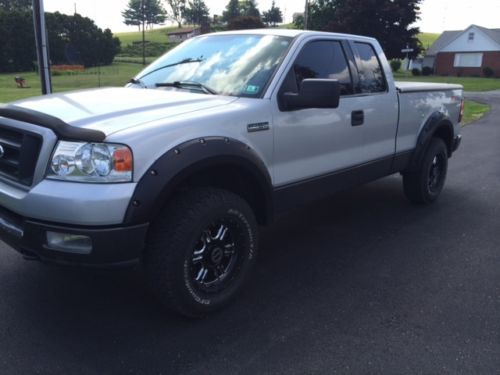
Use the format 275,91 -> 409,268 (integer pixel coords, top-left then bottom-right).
134,34 -> 293,97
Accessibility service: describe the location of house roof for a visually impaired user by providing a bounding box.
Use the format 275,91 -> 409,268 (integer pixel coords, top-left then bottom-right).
427,25 -> 500,56
478,25 -> 500,44
426,30 -> 461,56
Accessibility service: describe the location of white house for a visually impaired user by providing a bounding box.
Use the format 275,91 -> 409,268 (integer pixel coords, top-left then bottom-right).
424,25 -> 500,77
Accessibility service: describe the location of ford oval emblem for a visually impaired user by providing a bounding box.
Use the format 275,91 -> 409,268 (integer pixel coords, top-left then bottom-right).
0,145 -> 4,159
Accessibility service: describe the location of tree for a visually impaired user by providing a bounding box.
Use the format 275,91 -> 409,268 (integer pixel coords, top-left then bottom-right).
122,0 -> 167,30
0,10 -> 120,72
262,0 -> 282,27
0,9 -> 36,72
222,0 -> 261,23
292,0 -> 422,59
182,0 -> 209,26
45,12 -> 121,66
240,0 -> 260,18
0,0 -> 31,11
293,0 -> 339,30
165,0 -> 186,28
327,0 -> 422,59
227,15 -> 264,30
222,0 -> 239,23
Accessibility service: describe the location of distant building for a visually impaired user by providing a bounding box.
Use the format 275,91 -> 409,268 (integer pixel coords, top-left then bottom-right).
424,25 -> 500,77
167,28 -> 201,43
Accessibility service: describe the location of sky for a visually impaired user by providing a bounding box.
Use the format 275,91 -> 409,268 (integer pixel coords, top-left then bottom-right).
42,0 -> 500,34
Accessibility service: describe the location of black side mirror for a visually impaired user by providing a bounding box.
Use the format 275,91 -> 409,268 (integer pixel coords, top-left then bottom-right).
282,79 -> 340,111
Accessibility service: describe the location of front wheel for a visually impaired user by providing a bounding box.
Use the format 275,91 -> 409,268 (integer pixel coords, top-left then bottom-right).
403,137 -> 448,204
143,188 -> 258,317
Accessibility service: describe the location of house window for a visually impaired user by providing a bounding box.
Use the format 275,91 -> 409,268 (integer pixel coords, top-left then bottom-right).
454,53 -> 483,67
468,32 -> 475,41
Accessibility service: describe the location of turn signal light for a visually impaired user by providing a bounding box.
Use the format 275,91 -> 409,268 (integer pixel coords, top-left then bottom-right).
113,148 -> 133,172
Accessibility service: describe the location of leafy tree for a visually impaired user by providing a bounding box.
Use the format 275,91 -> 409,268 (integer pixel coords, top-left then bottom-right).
222,0 -> 261,22
45,12 -> 121,66
0,0 -> 31,11
182,0 -> 209,26
165,0 -> 186,28
222,0 -> 240,22
293,0 -> 338,30
122,0 -> 167,30
262,0 -> 282,27
0,9 -> 36,72
227,15 -> 264,30
0,10 -> 120,72
240,0 -> 260,18
327,0 -> 422,59
292,0 -> 422,59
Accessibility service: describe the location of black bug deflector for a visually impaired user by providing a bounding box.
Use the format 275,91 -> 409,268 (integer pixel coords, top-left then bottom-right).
0,104 -> 105,142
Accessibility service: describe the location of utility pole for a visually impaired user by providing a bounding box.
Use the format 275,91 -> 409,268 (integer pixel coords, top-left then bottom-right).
304,0 -> 309,30
142,0 -> 146,66
32,0 -> 52,94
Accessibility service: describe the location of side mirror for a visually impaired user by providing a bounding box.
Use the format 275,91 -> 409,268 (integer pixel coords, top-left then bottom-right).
282,79 -> 340,111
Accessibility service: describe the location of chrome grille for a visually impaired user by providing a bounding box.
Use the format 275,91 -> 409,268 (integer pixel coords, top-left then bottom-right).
0,125 -> 42,186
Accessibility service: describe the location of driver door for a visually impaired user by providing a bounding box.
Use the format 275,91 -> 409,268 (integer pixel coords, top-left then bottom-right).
272,39 -> 368,186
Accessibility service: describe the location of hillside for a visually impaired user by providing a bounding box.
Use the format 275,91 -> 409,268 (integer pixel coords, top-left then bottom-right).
419,32 -> 440,50
116,26 -> 193,45
115,27 -> 441,54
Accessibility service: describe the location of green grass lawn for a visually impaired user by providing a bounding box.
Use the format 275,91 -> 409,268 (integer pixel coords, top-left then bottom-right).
0,63 -> 142,103
463,100 -> 490,125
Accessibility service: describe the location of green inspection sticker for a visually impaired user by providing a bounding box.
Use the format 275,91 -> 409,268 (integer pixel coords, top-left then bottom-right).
244,85 -> 260,94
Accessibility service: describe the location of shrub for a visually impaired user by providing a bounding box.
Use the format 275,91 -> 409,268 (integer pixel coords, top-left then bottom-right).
411,68 -> 421,76
422,66 -> 433,76
390,60 -> 401,72
483,67 -> 494,78
227,16 -> 265,30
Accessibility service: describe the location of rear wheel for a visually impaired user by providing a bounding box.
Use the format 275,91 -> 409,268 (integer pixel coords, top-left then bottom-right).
403,138 -> 448,204
143,188 -> 258,317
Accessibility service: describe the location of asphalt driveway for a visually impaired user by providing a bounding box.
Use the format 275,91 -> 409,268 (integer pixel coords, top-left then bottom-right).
0,91 -> 499,374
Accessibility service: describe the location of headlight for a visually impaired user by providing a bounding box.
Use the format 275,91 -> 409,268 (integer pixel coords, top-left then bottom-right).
47,141 -> 133,183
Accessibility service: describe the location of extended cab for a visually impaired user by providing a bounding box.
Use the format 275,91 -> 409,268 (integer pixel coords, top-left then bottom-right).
0,30 -> 462,316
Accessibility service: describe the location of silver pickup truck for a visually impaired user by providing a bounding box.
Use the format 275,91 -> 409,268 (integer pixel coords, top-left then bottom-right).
0,29 -> 462,316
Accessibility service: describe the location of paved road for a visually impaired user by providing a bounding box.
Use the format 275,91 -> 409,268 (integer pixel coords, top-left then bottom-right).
1,93 -> 500,374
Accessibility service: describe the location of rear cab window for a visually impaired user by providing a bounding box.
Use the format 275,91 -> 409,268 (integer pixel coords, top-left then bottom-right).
353,42 -> 387,94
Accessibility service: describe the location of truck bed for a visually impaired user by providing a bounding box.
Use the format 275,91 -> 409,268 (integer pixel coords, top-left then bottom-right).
396,81 -> 463,93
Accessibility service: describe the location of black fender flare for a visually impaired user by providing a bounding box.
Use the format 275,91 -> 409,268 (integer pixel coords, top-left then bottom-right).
407,112 -> 454,172
123,137 -> 273,225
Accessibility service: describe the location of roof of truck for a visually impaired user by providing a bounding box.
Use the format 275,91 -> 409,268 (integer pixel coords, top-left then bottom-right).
205,28 -> 376,42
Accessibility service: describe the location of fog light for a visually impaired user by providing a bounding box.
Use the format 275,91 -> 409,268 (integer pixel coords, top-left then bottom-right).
46,232 -> 92,254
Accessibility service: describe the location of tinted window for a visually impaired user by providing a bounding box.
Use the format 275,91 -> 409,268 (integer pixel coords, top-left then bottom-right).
285,41 -> 353,96
354,42 -> 386,93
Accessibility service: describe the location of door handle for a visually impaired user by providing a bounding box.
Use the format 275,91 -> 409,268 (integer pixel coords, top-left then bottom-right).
351,110 -> 364,126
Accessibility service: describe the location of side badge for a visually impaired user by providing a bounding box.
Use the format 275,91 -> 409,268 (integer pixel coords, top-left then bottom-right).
247,122 -> 270,133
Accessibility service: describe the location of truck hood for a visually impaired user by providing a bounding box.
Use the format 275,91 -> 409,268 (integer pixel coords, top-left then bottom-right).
13,87 -> 239,136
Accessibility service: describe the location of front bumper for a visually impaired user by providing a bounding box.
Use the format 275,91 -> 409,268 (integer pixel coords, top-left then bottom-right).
0,205 -> 148,266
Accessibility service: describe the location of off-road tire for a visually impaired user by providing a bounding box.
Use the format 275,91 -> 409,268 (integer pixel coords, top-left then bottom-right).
403,137 -> 448,204
143,188 -> 258,317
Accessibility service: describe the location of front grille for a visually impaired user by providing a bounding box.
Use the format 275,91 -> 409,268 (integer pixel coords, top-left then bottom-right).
0,125 -> 42,186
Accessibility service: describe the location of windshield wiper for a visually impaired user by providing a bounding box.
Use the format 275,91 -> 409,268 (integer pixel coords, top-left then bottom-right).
138,58 -> 204,80
155,81 -> 218,95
